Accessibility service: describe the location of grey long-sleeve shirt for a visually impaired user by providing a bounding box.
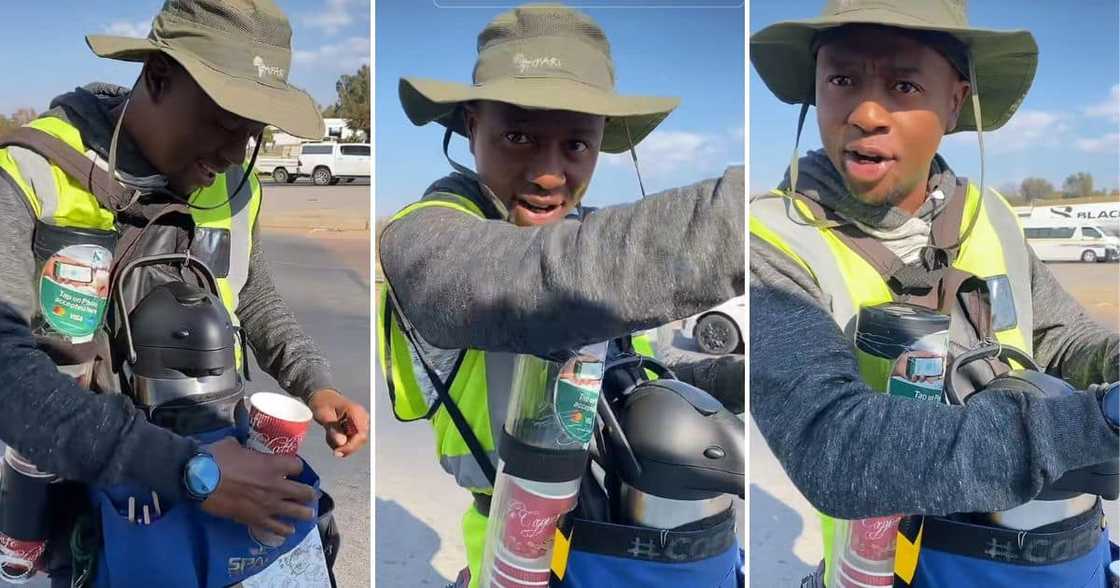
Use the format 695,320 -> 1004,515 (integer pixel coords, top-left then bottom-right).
0,84 -> 334,501
750,153 -> 1119,520
380,167 -> 746,404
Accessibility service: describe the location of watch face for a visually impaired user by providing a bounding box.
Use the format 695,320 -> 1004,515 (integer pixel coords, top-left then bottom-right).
186,455 -> 220,497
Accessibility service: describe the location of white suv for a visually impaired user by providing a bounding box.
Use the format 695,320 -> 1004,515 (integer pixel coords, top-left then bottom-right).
297,143 -> 371,185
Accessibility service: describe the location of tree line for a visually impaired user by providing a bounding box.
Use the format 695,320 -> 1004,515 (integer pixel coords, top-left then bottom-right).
1000,172 -> 1120,205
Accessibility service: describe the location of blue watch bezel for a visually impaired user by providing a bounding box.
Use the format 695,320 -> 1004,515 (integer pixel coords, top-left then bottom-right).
183,450 -> 221,502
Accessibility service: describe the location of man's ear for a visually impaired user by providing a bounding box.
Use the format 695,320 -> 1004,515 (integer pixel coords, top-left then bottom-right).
463,103 -> 478,155
142,54 -> 176,102
947,79 -> 970,132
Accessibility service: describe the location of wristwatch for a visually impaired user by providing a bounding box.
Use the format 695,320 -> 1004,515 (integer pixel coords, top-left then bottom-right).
183,449 -> 222,502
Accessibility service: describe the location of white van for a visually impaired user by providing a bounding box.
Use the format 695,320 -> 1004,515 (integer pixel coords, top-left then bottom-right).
1023,223 -> 1120,262
297,143 -> 371,185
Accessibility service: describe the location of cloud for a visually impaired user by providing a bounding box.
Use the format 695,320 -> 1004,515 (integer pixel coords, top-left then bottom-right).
946,109 -> 1071,154
1076,133 -> 1120,154
301,0 -> 360,35
293,37 -> 371,70
104,19 -> 150,38
604,127 -> 740,177
1083,84 -> 1120,122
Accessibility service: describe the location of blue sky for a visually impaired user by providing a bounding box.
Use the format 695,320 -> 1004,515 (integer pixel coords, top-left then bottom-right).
750,0 -> 1120,194
375,1 -> 745,215
0,0 -> 370,116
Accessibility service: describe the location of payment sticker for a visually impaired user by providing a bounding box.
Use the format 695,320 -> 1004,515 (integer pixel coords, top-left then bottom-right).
38,245 -> 112,343
553,357 -> 604,445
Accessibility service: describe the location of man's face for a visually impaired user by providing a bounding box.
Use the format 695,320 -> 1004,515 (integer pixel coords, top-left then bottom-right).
137,57 -> 265,195
466,101 -> 605,227
815,27 -> 969,208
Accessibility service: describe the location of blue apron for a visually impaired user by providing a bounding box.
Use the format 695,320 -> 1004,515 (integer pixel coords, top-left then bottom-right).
897,504 -> 1113,588
90,427 -> 321,588
552,509 -> 744,588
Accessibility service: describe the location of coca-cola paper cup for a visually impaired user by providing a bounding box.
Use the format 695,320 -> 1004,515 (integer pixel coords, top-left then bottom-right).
0,536 -> 44,583
836,554 -> 895,588
490,553 -> 551,587
247,392 -> 313,456
848,515 -> 901,561
499,480 -> 577,560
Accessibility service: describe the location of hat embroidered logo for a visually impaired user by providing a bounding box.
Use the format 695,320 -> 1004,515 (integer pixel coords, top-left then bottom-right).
252,56 -> 285,80
513,53 -> 563,74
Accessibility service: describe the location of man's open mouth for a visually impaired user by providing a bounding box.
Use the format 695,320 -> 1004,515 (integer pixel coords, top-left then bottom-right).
844,147 -> 892,165
842,147 -> 896,184
515,196 -> 563,215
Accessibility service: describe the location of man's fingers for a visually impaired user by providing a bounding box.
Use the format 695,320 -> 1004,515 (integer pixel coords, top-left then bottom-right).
334,427 -> 368,457
326,428 -> 348,449
272,500 -> 316,522
260,518 -> 296,537
275,478 -> 317,504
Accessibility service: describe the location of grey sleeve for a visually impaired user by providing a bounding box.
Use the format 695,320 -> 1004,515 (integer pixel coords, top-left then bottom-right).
0,176 -> 195,502
750,235 -> 1119,519
654,342 -> 744,414
379,166 -> 745,356
236,225 -> 335,402
1029,250 -> 1119,388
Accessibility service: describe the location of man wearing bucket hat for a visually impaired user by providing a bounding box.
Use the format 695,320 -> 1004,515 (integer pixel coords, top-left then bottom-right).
0,0 -> 368,583
379,4 -> 744,586
750,0 -> 1118,586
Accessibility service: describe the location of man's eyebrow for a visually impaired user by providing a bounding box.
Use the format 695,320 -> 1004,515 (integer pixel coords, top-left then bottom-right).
821,55 -> 925,75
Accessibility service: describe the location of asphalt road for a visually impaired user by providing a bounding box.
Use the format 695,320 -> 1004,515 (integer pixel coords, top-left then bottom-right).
258,181 -> 371,232
750,260 -> 1120,586
374,323 -> 745,585
3,226 -> 372,587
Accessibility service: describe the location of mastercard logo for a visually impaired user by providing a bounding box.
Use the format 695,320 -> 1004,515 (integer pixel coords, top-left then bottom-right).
52,306 -> 66,316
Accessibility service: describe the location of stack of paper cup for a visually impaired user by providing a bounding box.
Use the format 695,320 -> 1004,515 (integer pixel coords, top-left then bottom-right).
488,476 -> 579,588
835,515 -> 901,588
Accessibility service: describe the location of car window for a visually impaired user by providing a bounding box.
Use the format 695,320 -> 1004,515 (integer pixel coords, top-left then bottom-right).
1052,227 -> 1075,239
340,145 -> 370,157
1024,228 -> 1046,239
301,145 -> 333,155
1082,227 -> 1102,239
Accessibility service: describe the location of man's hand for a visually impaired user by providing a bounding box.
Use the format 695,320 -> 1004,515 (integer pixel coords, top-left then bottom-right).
308,388 -> 369,457
201,437 -> 316,537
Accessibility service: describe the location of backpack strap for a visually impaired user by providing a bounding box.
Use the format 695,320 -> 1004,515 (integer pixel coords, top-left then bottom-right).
0,126 -> 133,212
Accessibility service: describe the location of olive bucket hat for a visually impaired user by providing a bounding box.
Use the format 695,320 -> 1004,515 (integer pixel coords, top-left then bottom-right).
750,0 -> 1039,133
86,0 -> 324,140
399,3 -> 680,154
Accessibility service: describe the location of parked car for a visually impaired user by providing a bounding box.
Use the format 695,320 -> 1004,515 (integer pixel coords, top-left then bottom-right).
254,156 -> 300,183
1022,223 -> 1120,262
297,142 -> 371,186
683,296 -> 746,355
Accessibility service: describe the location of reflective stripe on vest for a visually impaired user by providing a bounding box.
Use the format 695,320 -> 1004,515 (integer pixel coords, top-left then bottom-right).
750,184 -> 1034,585
377,192 -> 657,494
0,116 -> 260,331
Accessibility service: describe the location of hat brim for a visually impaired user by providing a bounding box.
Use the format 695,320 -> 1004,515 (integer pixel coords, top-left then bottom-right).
749,10 -> 1038,133
400,76 -> 679,154
87,35 -> 325,140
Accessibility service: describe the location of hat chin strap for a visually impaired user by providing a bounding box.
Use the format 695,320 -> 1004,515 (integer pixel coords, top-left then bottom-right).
623,119 -> 647,198
107,97 -> 142,213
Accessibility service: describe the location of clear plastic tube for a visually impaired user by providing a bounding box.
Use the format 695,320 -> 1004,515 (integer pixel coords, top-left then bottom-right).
480,342 -> 608,587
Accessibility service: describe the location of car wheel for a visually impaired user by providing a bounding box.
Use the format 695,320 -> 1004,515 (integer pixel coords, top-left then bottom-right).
271,167 -> 289,184
695,313 -> 740,355
1081,250 -> 1098,263
313,167 -> 332,186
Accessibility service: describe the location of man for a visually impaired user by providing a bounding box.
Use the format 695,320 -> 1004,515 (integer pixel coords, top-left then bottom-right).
0,0 -> 368,583
379,4 -> 744,586
750,1 -> 1118,586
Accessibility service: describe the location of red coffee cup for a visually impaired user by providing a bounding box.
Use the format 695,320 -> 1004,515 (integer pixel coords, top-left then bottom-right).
0,535 -> 45,583
499,479 -> 577,560
848,515 -> 901,561
836,554 -> 895,588
491,553 -> 550,587
247,392 -> 313,456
